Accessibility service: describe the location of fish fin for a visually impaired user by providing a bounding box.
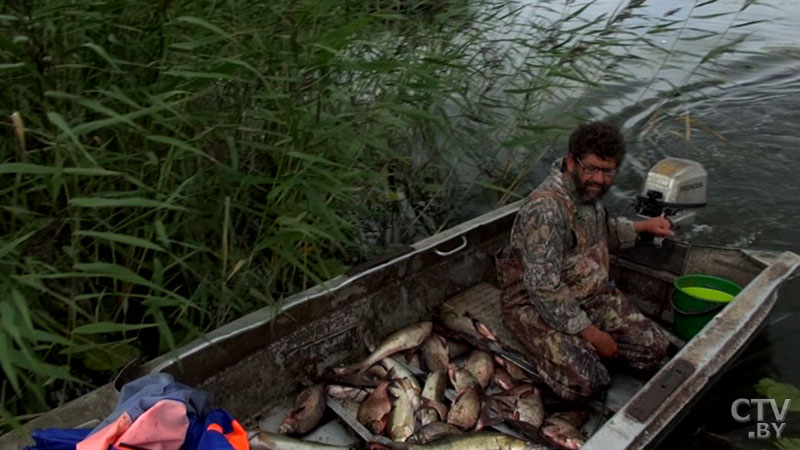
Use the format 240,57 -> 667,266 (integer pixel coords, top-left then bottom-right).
475,321 -> 498,342
421,399 -> 448,421
363,330 -> 378,353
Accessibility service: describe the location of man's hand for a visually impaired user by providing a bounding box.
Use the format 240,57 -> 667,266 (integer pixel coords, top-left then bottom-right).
580,324 -> 618,359
634,216 -> 674,237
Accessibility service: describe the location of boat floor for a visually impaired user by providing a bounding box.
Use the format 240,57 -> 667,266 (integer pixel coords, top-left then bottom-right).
254,282 -> 653,447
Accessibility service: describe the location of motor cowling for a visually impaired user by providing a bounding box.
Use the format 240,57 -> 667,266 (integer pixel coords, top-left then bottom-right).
634,157 -> 707,230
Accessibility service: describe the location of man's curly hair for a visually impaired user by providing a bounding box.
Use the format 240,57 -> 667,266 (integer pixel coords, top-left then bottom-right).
568,121 -> 626,164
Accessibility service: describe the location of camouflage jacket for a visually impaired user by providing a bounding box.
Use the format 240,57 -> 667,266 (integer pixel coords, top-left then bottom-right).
507,158 -> 637,334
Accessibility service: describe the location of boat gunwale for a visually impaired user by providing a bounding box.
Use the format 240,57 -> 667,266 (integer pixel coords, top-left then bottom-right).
146,200 -> 523,375
584,250 -> 800,450
145,198 -> 783,376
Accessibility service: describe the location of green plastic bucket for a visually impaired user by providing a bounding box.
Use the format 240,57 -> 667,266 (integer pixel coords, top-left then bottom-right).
672,274 -> 742,340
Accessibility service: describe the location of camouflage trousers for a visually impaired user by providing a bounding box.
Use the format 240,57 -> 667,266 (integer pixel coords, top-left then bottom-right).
502,290 -> 669,402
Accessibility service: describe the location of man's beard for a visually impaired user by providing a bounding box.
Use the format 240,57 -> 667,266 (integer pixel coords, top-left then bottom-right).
572,171 -> 609,202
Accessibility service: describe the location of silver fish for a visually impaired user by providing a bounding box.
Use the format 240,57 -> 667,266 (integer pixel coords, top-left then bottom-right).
422,371 -> 447,403
420,371 -> 448,425
327,384 -> 370,403
439,309 -> 498,345
367,364 -> 390,379
419,406 -> 440,427
446,388 -> 480,430
344,322 -> 432,374
421,334 -> 450,373
514,388 -> 544,429
279,384 -> 326,435
541,415 -> 586,450
487,385 -> 544,438
418,398 -> 449,426
401,431 -> 547,450
383,357 -> 423,413
439,311 -> 483,341
464,350 -> 494,389
387,382 -> 416,442
407,421 -> 463,444
381,357 -> 422,392
252,431 -> 356,449
448,366 -> 480,393
475,395 -> 511,432
358,380 -> 393,435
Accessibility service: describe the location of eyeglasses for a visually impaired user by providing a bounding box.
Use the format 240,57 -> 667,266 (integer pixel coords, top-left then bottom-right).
575,158 -> 618,177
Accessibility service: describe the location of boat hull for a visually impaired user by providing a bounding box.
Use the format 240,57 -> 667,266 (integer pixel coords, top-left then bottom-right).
2,200 -> 797,449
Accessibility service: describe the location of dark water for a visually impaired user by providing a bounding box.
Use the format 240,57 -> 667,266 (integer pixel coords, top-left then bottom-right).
591,1 -> 800,448
505,1 -> 800,448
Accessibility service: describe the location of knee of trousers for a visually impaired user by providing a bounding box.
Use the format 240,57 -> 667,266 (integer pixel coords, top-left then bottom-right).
638,324 -> 670,360
617,331 -> 670,371
537,357 -> 611,402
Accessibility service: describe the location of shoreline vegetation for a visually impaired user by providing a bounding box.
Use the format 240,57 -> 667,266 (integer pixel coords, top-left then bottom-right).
0,0 -> 759,428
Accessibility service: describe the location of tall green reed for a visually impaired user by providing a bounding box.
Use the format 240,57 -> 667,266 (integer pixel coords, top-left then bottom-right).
0,0 -> 758,426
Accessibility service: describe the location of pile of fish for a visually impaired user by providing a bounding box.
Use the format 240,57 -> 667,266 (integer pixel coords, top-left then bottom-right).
254,321 -> 589,450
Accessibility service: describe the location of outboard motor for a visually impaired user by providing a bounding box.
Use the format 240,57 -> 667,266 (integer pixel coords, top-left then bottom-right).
634,157 -> 707,246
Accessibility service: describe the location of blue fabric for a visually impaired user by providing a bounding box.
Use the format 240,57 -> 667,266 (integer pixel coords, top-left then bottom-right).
185,409 -> 240,450
24,428 -> 91,450
195,432 -> 234,450
27,374 -> 238,450
184,412 -> 204,450
90,373 -> 212,436
25,409 -> 244,450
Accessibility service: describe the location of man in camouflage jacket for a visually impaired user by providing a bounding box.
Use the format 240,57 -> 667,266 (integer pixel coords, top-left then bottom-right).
496,121 -> 673,402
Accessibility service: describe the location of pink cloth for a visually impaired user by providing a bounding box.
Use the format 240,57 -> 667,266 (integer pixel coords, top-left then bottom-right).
77,399 -> 189,450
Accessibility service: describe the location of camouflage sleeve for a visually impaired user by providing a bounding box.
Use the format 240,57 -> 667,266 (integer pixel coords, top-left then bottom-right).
607,216 -> 637,251
515,198 -> 592,335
